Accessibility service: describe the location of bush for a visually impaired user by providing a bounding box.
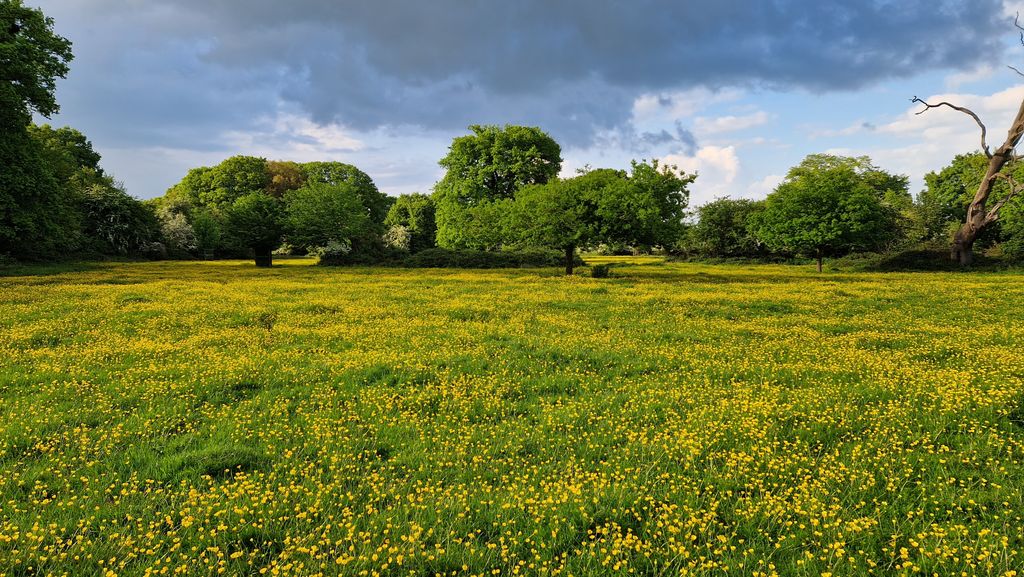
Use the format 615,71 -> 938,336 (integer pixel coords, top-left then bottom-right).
828,247 -> 1004,272
318,247 -> 584,269
383,224 -> 412,251
138,241 -> 167,260
590,263 -> 611,278
316,240 -> 408,266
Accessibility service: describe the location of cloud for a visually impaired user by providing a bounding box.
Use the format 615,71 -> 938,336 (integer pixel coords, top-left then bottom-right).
809,120 -> 878,138
221,109 -> 364,156
694,111 -> 770,135
664,145 -> 740,206
34,0 -> 1015,198
746,174 -> 785,199
945,64 -> 997,90
40,0 -> 1007,150
816,85 -> 1024,193
632,88 -> 745,126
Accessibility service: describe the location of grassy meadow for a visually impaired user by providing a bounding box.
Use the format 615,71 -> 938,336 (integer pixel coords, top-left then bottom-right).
1,258 -> 1023,576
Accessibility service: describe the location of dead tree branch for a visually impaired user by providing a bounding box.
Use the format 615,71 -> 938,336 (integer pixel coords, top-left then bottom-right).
912,96 -> 991,158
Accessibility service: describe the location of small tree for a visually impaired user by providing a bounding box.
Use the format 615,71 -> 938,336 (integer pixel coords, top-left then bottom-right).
508,174 -> 606,275
80,183 -> 160,256
750,157 -> 901,272
507,162 -> 693,274
689,198 -> 766,258
225,193 -> 284,266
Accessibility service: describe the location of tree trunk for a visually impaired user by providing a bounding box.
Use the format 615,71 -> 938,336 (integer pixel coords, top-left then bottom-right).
951,229 -> 975,267
816,254 -> 823,273
254,247 -> 273,267
564,245 -> 575,275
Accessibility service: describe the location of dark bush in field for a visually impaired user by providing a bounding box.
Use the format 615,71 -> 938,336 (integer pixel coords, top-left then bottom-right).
829,248 -> 1006,272
401,248 -> 584,269
318,247 -> 584,268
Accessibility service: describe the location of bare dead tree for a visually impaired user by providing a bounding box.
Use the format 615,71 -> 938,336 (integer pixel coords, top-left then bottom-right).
913,15 -> 1024,265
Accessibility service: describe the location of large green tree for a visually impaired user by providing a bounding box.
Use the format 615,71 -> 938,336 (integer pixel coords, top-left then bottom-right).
301,161 -> 390,227
284,182 -> 370,252
27,124 -> 104,185
1,1 -> 75,259
204,155 -> 270,209
750,155 -> 903,272
507,170 -> 613,274
434,125 -> 562,249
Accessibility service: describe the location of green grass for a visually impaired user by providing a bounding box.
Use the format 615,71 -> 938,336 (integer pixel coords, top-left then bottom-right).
0,257 -> 1022,576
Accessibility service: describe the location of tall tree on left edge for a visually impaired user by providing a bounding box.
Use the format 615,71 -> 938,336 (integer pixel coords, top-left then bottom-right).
1,0 -> 75,259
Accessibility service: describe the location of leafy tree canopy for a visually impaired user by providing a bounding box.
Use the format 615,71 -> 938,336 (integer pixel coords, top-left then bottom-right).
434,125 -> 562,249
436,125 -> 562,205
594,159 -> 694,248
918,151 -> 1024,243
1,0 -> 72,127
301,161 -> 389,226
266,160 -> 306,198
284,182 -> 370,251
225,193 -> 285,253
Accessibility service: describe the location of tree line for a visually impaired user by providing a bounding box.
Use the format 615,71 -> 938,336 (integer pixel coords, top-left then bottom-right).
4,1 -> 1024,272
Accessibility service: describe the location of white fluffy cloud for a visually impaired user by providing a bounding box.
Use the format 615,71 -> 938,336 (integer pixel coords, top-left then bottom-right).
222,110 -> 364,157
746,174 -> 785,198
663,145 -> 740,207
631,88 -> 744,126
694,111 -> 770,135
831,85 -> 1024,192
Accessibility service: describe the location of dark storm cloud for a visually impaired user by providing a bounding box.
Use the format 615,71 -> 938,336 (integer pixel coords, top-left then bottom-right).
40,0 -> 1007,150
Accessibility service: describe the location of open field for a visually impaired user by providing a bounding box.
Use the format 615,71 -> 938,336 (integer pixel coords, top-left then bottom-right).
1,258 -> 1023,576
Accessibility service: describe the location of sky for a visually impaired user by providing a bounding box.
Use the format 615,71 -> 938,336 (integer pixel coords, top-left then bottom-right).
32,0 -> 1024,208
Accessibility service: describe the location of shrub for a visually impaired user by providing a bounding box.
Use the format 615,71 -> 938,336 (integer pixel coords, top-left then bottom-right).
317,247 -> 585,269
383,224 -> 412,252
590,263 -> 611,278
828,247 -> 1005,272
159,211 -> 197,254
138,241 -> 167,260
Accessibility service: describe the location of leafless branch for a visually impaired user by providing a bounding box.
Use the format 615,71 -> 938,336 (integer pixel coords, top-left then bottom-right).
912,96 -> 991,158
1009,64 -> 1024,78
1016,12 -> 1024,47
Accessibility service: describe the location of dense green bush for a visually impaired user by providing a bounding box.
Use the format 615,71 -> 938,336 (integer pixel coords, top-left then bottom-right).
590,263 -> 611,278
318,247 -> 584,268
828,246 -> 1006,272
401,248 -> 583,269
